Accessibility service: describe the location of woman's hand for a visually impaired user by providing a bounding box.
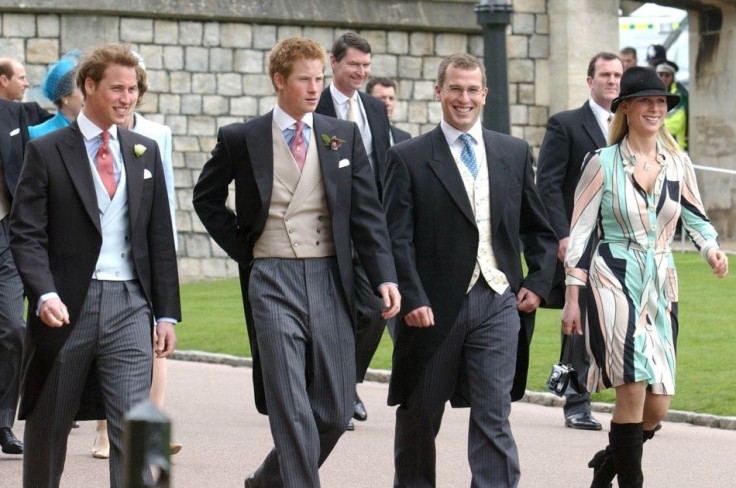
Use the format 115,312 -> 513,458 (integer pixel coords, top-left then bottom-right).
707,249 -> 729,278
561,285 -> 583,336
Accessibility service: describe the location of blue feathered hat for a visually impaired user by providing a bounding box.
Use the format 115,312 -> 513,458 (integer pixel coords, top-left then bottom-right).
41,49 -> 81,104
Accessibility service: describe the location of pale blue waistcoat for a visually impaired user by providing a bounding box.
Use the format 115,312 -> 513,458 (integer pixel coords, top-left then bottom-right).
90,161 -> 136,281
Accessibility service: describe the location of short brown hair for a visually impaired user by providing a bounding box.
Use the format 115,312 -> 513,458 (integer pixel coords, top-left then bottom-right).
331,32 -> 371,62
76,44 -> 140,98
366,77 -> 396,95
587,52 -> 622,78
268,37 -> 326,90
436,53 -> 486,88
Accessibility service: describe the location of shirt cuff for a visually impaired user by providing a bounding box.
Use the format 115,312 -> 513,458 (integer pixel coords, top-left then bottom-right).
156,317 -> 178,326
37,292 -> 61,316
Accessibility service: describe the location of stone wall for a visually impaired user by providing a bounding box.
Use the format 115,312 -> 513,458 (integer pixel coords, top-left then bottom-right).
0,0 -> 552,281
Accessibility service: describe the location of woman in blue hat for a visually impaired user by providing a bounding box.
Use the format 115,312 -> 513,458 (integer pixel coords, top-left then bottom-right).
29,50 -> 83,139
561,67 -> 728,487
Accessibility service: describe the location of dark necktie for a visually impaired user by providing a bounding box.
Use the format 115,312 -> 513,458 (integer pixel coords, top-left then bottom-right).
96,130 -> 117,198
290,121 -> 306,171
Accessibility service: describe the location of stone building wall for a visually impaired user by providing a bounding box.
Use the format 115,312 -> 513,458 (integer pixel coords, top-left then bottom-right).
0,0 -> 552,281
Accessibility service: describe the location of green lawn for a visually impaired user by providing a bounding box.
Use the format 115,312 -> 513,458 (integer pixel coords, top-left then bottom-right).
178,251 -> 736,416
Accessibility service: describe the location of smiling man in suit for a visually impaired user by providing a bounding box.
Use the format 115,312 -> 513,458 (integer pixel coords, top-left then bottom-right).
0,95 -> 30,456
383,53 -> 557,487
536,52 -> 623,434
193,37 -> 400,488
9,44 -> 180,488
316,32 -> 393,427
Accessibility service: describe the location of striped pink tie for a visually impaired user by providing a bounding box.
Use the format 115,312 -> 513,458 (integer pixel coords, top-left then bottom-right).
290,121 -> 306,171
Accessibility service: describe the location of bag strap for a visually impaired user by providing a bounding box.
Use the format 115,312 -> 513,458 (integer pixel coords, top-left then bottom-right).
559,333 -> 575,365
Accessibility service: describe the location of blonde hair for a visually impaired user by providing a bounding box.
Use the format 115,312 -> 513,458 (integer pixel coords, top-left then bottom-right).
609,99 -> 680,153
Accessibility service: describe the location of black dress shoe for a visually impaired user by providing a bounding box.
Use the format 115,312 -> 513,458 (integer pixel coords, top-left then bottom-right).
244,472 -> 259,487
0,427 -> 23,454
565,412 -> 602,431
353,392 -> 367,421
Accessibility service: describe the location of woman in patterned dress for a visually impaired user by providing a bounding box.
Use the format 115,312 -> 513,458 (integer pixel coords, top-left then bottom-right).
561,67 -> 728,487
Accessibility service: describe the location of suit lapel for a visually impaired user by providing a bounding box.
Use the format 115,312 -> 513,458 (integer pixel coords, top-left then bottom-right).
246,113 -> 275,213
483,129 -> 509,235
426,127 -> 476,226
313,115 -> 340,212
119,130 -> 143,230
58,124 -> 101,233
582,103 -> 607,148
317,89 -> 338,118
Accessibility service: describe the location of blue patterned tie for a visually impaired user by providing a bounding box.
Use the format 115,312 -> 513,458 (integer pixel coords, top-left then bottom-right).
459,133 -> 478,179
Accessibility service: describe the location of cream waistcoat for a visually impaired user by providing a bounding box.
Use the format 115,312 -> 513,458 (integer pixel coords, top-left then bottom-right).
252,121 -> 335,259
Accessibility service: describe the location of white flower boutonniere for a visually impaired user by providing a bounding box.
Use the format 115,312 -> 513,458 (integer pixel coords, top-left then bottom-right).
133,144 -> 147,157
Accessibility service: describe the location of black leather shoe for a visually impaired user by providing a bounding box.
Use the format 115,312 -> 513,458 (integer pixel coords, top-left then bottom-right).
244,472 -> 259,487
353,392 -> 367,421
0,427 -> 23,454
346,419 -> 355,431
565,412 -> 602,431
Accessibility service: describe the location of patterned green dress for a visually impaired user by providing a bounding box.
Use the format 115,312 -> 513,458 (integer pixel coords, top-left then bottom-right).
565,136 -> 719,394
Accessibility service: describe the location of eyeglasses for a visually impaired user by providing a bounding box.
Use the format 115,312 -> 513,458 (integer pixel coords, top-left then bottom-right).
443,86 -> 484,97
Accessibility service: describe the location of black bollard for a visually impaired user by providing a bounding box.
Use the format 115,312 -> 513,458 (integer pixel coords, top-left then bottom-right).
123,400 -> 171,488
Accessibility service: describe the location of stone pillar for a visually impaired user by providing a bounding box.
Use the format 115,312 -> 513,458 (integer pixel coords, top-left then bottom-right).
688,2 -> 736,238
547,0 -> 619,115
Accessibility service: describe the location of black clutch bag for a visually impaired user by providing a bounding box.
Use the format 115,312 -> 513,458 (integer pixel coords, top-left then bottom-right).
546,334 -> 584,397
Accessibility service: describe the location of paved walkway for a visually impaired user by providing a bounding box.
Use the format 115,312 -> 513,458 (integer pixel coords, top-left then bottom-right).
2,359 -> 735,487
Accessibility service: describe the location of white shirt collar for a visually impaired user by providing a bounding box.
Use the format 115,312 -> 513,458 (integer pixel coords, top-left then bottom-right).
329,83 -> 355,105
440,119 -> 484,147
589,98 -> 612,123
273,104 -> 313,131
77,110 -> 119,141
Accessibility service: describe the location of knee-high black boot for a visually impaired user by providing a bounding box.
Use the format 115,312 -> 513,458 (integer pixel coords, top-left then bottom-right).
610,421 -> 644,488
589,424 -> 660,488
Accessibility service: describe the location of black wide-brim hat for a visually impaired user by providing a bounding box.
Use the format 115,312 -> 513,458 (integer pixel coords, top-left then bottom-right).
611,66 -> 681,113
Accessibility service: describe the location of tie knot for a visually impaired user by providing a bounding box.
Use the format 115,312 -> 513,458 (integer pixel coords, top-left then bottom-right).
294,120 -> 304,132
101,130 -> 110,145
459,133 -> 474,146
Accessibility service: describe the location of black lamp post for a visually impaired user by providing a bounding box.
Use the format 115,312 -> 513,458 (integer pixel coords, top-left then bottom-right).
475,0 -> 513,134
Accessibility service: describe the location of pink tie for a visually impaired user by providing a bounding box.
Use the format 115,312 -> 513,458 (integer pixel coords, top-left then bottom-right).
96,130 -> 117,198
290,121 -> 306,171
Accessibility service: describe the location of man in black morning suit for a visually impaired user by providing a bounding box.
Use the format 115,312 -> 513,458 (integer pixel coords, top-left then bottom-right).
366,77 -> 412,147
537,52 -> 624,434
315,32 -> 393,426
384,53 -> 557,487
0,96 -> 29,455
9,45 -> 180,487
193,37 -> 400,487
0,57 -> 53,125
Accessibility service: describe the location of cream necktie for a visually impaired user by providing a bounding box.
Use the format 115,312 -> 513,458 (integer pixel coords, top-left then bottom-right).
346,96 -> 357,123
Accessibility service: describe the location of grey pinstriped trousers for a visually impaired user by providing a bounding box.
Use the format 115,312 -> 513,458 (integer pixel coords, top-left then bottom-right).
23,280 -> 154,488
394,280 -> 521,488
248,257 -> 355,488
0,217 -> 25,429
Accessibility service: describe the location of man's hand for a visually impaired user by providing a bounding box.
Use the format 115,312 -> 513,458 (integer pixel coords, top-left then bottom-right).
516,287 -> 541,314
154,321 -> 177,358
707,248 -> 729,278
39,298 -> 70,328
557,237 -> 569,263
403,306 -> 434,327
378,283 -> 401,319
